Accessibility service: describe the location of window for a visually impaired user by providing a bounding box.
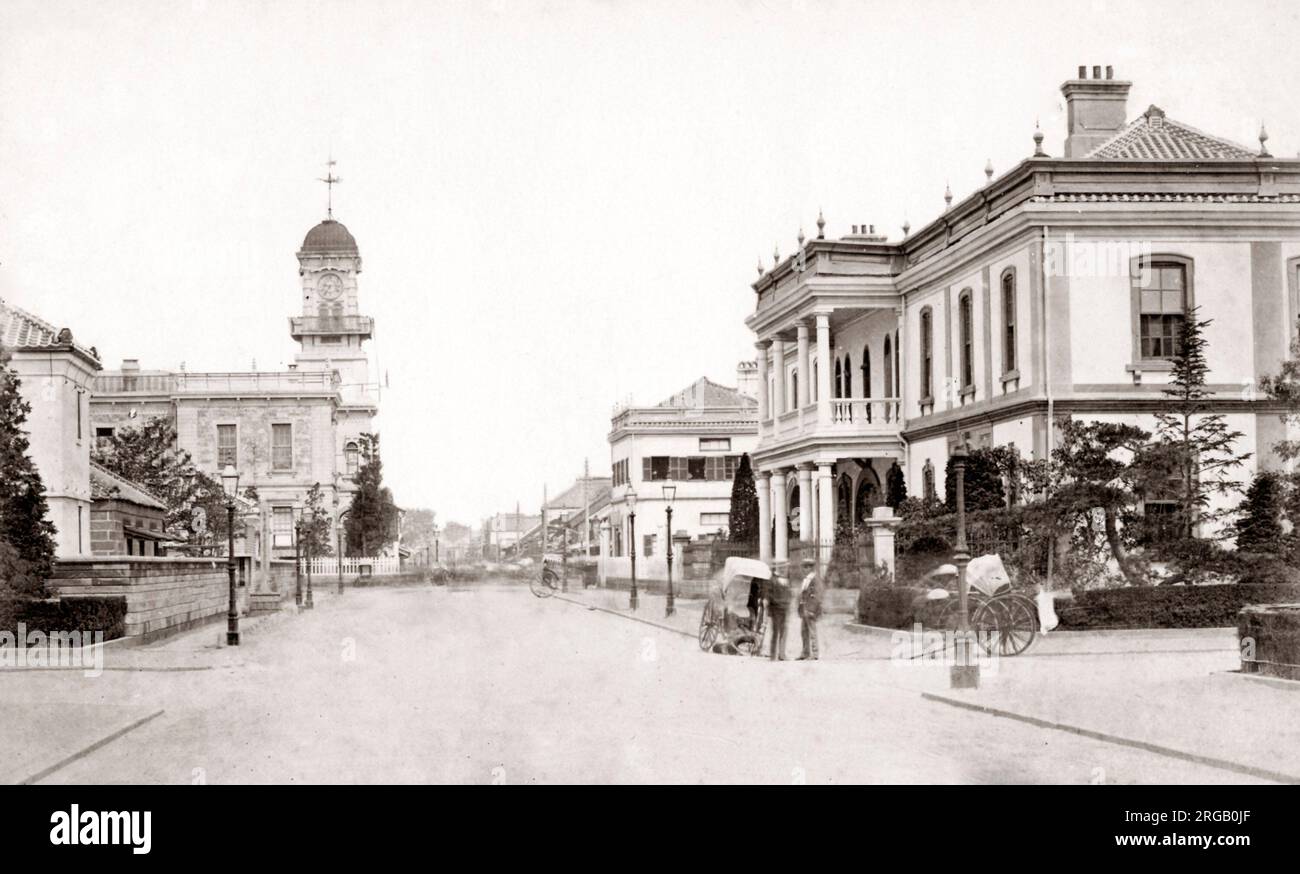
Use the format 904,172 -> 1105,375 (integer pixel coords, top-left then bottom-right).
273,506 -> 294,548
834,359 -> 842,398
959,291 -> 974,390
699,438 -> 730,452
843,355 -> 852,397
643,534 -> 656,557
271,423 -> 293,471
345,441 -> 359,476
701,512 -> 730,527
1135,261 -> 1189,359
217,424 -> 237,467
647,456 -> 670,481
95,427 -> 115,450
894,330 -> 900,398
687,457 -> 706,480
75,390 -> 83,440
861,346 -> 872,398
789,368 -> 798,409
882,336 -> 892,398
920,307 -> 934,401
1001,269 -> 1017,373
612,458 -> 630,487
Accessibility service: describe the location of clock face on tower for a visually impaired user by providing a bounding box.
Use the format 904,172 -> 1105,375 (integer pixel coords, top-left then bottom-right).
318,273 -> 343,301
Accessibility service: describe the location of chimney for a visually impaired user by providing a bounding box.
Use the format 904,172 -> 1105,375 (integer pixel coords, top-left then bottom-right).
1061,65 -> 1131,158
121,359 -> 140,373
735,360 -> 759,399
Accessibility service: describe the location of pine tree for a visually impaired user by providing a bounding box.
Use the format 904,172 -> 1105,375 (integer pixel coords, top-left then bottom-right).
1234,470 -> 1284,553
944,446 -> 1006,512
0,344 -> 58,593
728,452 -> 759,544
1147,307 -> 1250,541
1260,317 -> 1300,462
885,461 -> 907,511
345,433 -> 398,556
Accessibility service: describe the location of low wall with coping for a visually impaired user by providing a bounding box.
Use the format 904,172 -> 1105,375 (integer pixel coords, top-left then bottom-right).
49,557 -> 249,641
1239,604 -> 1300,682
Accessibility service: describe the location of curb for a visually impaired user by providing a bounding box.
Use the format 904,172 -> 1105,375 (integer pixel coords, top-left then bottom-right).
920,691 -> 1300,784
17,709 -> 166,785
552,595 -> 697,639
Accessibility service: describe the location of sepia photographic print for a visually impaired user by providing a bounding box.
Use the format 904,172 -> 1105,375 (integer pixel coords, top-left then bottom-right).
1,0 -> 1297,856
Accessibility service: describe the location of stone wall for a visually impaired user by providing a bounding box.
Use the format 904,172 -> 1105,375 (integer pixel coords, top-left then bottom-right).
1239,604 -> 1300,682
49,557 -> 249,641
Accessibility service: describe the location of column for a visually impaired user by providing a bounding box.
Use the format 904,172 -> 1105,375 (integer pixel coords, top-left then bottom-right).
772,470 -> 789,562
598,520 -> 610,586
757,471 -> 772,562
796,321 -> 811,412
771,337 -> 787,417
817,463 -> 835,570
816,313 -> 832,426
797,463 -> 814,543
870,507 -> 901,578
895,304 -> 906,423
755,340 -> 770,423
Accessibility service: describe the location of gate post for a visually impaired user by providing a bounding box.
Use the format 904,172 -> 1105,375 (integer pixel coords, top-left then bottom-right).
869,506 -> 901,578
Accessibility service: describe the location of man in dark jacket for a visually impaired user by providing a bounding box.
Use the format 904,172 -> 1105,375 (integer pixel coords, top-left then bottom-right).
768,563 -> 792,661
797,557 -> 823,660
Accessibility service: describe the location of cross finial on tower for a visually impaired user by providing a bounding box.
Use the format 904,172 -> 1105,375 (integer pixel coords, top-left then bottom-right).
318,157 -> 341,219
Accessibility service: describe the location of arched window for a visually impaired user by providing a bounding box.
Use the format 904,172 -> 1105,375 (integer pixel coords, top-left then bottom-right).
919,307 -> 934,402
811,360 -> 817,402
861,346 -> 872,398
1001,268 -> 1017,373
959,290 -> 974,391
789,368 -> 798,409
843,354 -> 853,398
345,441 -> 360,477
834,359 -> 842,399
883,336 -> 893,398
894,330 -> 901,397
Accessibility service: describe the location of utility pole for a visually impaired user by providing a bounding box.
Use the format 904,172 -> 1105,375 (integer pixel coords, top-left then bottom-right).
582,458 -> 590,557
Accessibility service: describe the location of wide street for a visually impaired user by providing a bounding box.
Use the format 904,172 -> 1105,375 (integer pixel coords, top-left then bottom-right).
0,581 -> 1279,784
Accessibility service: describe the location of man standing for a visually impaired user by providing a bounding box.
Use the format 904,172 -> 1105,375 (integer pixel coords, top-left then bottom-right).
768,562 -> 792,661
797,557 -> 822,660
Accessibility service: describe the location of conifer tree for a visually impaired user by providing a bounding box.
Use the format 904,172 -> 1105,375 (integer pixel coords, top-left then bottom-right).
345,433 -> 398,556
1234,470 -> 1284,553
885,461 -> 907,511
0,344 -> 58,593
728,453 -> 759,544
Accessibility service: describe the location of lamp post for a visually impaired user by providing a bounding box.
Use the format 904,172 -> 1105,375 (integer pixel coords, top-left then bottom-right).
626,486 -> 638,611
293,505 -> 304,608
336,506 -> 347,595
950,442 -> 979,689
220,465 -> 241,646
662,481 -> 676,617
303,507 -> 315,610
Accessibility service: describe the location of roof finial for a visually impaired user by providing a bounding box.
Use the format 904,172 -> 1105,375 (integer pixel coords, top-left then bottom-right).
816,208 -> 825,239
902,218 -> 911,237
797,226 -> 805,246
1259,121 -> 1271,158
757,256 -> 765,277
318,156 -> 341,219
984,159 -> 994,183
773,243 -> 780,266
943,182 -> 953,210
1032,119 -> 1046,157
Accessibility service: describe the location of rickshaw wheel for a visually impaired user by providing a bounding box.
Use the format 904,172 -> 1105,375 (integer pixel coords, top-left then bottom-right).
698,602 -> 718,651
992,594 -> 1038,656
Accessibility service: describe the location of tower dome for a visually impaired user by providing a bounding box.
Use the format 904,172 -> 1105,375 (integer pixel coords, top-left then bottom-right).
300,219 -> 359,255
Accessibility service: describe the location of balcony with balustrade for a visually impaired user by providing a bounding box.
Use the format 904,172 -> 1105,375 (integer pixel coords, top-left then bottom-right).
93,369 -> 341,399
289,314 -> 374,341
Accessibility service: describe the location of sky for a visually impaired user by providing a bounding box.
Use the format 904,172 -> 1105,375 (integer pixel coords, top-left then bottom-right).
2,0 -> 1298,526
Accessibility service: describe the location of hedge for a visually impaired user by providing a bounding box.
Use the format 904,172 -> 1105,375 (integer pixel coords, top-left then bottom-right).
0,596 -> 127,642
857,586 -> 927,629
1058,583 -> 1300,630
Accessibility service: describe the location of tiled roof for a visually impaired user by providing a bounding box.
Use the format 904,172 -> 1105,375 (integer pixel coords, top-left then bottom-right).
90,462 -> 167,510
658,377 -> 758,409
0,298 -> 100,364
546,477 -> 613,511
1086,105 -> 1257,160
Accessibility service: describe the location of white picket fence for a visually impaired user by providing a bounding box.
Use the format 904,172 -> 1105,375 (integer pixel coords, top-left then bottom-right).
299,556 -> 402,577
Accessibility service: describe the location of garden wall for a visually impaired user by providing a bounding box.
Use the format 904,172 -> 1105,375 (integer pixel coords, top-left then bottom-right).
1239,604 -> 1300,681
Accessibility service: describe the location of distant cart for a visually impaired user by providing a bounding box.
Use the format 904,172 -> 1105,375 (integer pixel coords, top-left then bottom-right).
698,557 -> 771,656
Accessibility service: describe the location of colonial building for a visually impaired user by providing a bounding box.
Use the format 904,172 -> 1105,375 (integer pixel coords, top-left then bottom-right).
89,462 -> 167,557
747,66 -> 1300,563
607,368 -> 759,559
0,298 -> 101,557
90,210 -> 379,561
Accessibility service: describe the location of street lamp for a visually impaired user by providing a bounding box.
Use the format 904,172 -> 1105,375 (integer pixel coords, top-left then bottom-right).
220,465 -> 241,646
336,506 -> 348,595
662,481 -> 676,617
293,503 -> 306,608
950,442 -> 979,689
625,486 -> 638,611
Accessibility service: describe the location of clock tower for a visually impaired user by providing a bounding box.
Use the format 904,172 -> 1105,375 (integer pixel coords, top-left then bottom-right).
291,217 -> 376,411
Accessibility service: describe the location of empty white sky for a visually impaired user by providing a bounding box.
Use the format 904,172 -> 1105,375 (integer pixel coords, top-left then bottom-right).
2,0 -> 1297,525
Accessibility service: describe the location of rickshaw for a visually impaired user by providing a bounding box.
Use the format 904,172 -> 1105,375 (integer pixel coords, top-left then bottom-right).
922,555 -> 1039,656
698,557 -> 770,656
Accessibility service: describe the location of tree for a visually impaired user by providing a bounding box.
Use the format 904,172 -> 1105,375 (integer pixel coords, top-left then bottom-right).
0,344 -> 57,592
1259,317 -> 1300,462
344,433 -> 399,556
402,508 -> 438,551
944,446 -> 1006,512
728,452 -> 759,544
885,461 -> 907,511
301,482 -> 334,556
1234,470 -> 1284,553
1147,308 -> 1250,540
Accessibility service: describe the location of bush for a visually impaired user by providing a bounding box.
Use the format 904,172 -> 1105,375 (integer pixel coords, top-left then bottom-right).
1058,578 -> 1300,630
0,596 -> 126,641
856,586 -> 926,629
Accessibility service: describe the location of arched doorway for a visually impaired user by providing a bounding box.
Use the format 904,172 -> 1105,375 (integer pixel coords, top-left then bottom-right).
855,467 -> 883,524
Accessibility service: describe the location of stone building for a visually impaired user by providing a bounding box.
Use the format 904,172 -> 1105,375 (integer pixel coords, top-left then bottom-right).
746,66 -> 1300,563
0,298 -> 101,557
89,462 -> 167,556
90,212 -> 379,561
607,368 -> 759,559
